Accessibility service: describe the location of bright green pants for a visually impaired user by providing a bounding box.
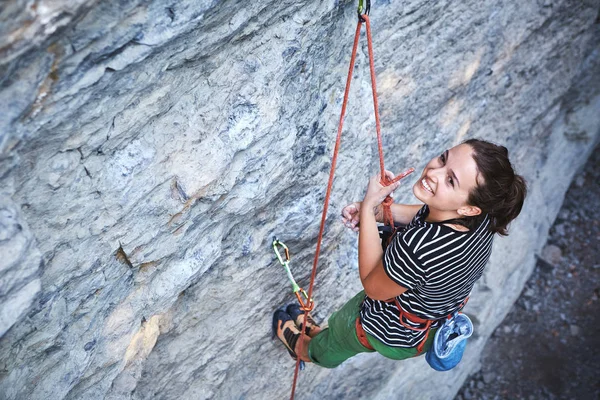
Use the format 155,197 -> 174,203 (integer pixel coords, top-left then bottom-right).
308,291 -> 436,368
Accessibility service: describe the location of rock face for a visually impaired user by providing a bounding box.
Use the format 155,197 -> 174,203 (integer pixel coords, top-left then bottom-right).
0,0 -> 599,399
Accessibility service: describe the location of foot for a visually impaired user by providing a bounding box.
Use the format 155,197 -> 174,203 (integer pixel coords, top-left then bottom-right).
286,304 -> 321,337
272,309 -> 301,360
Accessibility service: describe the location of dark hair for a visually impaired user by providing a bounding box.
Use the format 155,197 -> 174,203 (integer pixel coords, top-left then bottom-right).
450,139 -> 527,236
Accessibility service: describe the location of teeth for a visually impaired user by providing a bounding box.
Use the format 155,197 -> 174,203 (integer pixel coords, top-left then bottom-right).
422,178 -> 433,193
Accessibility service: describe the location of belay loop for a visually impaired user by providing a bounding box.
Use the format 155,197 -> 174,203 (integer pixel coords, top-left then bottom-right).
272,238 -> 314,312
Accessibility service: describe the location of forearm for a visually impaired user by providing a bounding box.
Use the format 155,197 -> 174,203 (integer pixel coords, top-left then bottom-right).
358,204 -> 384,282
389,203 -> 423,225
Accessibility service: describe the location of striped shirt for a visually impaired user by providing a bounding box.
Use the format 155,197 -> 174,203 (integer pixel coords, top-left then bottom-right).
360,205 -> 494,348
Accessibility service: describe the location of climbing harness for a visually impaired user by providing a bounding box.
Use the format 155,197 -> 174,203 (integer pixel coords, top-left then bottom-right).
387,297 -> 470,354
272,238 -> 314,312
277,3 -> 414,399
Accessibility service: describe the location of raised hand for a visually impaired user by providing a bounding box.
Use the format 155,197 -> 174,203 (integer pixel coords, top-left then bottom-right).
341,202 -> 361,232
363,170 -> 400,209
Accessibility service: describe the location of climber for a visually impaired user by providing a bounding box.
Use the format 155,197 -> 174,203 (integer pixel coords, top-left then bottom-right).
273,138 -> 527,368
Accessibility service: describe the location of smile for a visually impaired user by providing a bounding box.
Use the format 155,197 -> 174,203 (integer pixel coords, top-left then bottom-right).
421,178 -> 434,194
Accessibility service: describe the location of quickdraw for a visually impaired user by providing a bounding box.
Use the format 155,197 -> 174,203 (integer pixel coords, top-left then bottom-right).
357,0 -> 371,18
272,238 -> 314,312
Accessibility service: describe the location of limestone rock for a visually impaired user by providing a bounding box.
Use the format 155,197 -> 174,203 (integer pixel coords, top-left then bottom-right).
0,194 -> 42,338
0,0 -> 599,399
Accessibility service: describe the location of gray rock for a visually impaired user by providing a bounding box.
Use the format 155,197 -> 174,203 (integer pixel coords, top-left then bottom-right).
558,209 -> 570,220
483,372 -> 496,384
570,324 -> 581,336
542,244 -> 563,265
464,389 -> 473,400
0,195 -> 42,337
1,0 -> 600,399
554,224 -> 566,237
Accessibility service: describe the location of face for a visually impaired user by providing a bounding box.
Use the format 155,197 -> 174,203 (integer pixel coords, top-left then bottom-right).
412,143 -> 481,217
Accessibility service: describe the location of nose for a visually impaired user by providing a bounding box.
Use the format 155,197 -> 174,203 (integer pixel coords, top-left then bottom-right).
427,166 -> 445,183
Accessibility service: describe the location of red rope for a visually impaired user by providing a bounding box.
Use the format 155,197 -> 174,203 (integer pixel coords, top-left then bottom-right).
289,14 -> 399,399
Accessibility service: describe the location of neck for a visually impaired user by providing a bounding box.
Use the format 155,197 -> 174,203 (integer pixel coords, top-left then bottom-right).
425,206 -> 461,223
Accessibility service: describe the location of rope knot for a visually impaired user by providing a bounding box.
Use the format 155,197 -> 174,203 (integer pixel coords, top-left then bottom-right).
382,196 -> 394,207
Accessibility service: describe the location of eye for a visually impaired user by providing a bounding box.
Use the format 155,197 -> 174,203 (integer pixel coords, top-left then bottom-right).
439,152 -> 446,164
448,175 -> 454,187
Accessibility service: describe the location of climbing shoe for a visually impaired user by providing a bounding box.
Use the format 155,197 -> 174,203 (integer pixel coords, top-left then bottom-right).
286,303 -> 320,337
272,308 -> 301,360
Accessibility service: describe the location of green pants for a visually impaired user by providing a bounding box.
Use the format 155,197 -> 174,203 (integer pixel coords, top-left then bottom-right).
308,291 -> 436,368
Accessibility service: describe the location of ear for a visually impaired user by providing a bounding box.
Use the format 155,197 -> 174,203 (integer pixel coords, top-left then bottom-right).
457,205 -> 482,217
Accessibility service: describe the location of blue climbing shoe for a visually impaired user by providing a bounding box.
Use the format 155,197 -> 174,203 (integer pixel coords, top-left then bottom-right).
272,308 -> 301,361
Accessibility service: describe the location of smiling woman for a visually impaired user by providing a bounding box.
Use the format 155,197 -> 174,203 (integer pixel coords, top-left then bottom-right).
273,138 -> 527,368
413,144 -> 483,228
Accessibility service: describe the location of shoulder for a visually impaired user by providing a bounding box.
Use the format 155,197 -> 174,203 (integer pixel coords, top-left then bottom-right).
397,221 -> 457,255
397,224 -> 433,252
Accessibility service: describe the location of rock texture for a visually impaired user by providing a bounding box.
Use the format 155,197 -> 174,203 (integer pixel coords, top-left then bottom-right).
0,0 -> 599,399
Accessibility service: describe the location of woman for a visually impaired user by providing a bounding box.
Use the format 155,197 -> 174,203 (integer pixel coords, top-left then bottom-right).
273,139 -> 527,368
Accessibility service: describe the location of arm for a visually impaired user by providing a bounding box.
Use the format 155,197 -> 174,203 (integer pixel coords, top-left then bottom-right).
359,202 -> 408,300
358,172 -> 408,300
341,202 -> 422,230
389,203 -> 423,225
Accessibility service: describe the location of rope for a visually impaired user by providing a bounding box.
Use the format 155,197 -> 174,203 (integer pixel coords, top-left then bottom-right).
288,13 -> 400,399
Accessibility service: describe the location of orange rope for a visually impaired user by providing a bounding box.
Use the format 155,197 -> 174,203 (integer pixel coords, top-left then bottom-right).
289,14 -> 400,399
363,14 -> 413,235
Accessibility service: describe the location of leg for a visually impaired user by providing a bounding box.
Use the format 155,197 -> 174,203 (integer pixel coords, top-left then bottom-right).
302,292 -> 375,368
294,333 -> 312,362
285,304 -> 322,338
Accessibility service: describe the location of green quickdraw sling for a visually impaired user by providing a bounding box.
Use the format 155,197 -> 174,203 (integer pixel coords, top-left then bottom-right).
272,238 -> 314,312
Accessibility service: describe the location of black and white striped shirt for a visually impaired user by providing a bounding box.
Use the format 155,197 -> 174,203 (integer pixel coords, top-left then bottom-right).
360,205 -> 494,348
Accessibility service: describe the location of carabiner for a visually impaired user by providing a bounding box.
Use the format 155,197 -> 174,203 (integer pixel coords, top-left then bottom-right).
357,0 -> 371,19
272,238 -> 314,311
272,238 -> 290,265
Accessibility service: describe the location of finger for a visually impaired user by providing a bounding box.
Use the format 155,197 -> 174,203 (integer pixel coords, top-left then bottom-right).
382,181 -> 401,196
341,209 -> 350,220
341,206 -> 353,219
391,167 -> 415,183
